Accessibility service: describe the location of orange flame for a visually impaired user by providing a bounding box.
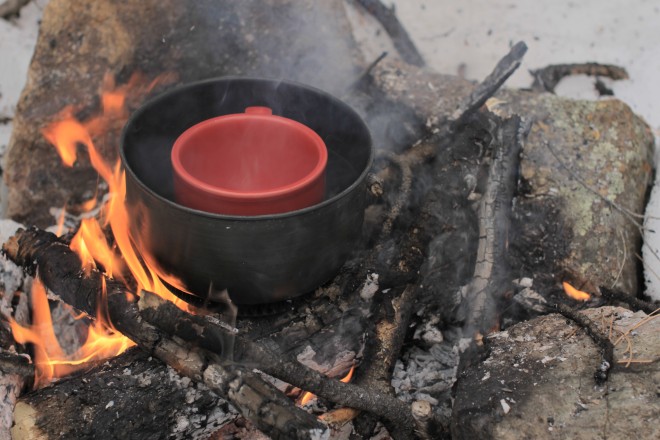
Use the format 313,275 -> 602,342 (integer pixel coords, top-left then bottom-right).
562,281 -> 591,301
9,279 -> 134,388
300,365 -> 355,406
12,71 -> 186,387
41,71 -> 186,307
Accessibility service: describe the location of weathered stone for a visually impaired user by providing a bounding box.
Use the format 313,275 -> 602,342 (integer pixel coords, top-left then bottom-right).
370,59 -> 654,295
452,306 -> 660,440
499,91 -> 654,295
3,0 -> 362,227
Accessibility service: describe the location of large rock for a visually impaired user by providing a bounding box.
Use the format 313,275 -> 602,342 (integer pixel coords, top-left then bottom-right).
370,59 -> 654,297
451,306 -> 660,440
2,0 -> 361,227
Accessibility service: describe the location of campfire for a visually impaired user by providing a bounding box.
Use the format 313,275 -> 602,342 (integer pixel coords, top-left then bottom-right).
0,1 -> 658,440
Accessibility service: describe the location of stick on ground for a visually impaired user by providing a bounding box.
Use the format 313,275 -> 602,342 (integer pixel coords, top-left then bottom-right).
600,286 -> 659,315
551,301 -> 615,384
355,0 -> 425,66
450,41 -> 528,127
530,62 -> 628,93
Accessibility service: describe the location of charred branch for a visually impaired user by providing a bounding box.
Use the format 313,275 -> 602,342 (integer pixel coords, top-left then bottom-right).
354,0 -> 425,67
449,42 -> 528,128
10,348 -> 234,440
460,115 -> 524,335
2,228 -> 325,440
0,352 -> 32,381
600,287 -> 659,315
352,285 -> 420,440
530,62 -> 629,93
347,51 -> 389,93
138,290 -> 417,438
551,301 -> 615,384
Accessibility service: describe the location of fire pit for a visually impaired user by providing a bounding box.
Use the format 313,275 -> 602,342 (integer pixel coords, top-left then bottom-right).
1,1 -> 657,439
121,77 -> 373,305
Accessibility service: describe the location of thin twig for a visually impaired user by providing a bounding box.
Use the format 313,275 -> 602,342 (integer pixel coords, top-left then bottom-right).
620,331 -> 634,368
345,51 -> 389,94
611,229 -> 627,288
551,302 -> 614,384
616,359 -> 657,364
450,41 -> 528,126
612,309 -> 660,345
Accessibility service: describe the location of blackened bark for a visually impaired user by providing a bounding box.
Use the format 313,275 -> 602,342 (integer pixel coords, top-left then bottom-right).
10,348 -> 234,440
3,228 -> 326,440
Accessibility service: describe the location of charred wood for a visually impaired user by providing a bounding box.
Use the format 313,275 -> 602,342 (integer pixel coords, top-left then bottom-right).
550,301 -> 615,384
10,348 -> 234,440
530,62 -> 628,93
138,290 -> 417,435
460,115 -> 524,335
2,228 -> 325,440
600,286 -> 659,315
449,42 -> 527,128
354,0 -> 424,67
346,51 -> 389,94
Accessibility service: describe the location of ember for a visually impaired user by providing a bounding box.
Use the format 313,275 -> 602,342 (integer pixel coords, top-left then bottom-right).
299,364 -> 355,406
12,72 -> 192,385
9,279 -> 133,388
562,281 -> 591,301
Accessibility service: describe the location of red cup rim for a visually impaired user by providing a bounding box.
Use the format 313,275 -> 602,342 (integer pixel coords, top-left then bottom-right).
171,111 -> 328,201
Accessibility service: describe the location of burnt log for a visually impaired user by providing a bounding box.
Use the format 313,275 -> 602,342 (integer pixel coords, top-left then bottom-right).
138,290 -> 417,434
459,115 -> 524,335
10,348 -> 235,440
3,228 -> 326,440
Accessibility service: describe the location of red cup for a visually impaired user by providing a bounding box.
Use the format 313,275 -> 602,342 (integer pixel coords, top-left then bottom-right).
171,106 -> 327,215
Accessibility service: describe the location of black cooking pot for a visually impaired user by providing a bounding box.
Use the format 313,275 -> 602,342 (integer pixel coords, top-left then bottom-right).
120,77 -> 373,305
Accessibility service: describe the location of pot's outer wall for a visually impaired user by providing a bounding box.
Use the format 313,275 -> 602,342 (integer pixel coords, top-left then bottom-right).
121,78 -> 372,304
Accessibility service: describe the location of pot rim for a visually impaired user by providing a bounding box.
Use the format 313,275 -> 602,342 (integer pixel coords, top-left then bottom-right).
120,76 -> 374,221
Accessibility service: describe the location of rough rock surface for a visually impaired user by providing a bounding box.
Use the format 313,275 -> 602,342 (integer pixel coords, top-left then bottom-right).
499,91 -> 654,295
3,0 -> 361,227
452,306 -> 660,440
370,59 -> 654,295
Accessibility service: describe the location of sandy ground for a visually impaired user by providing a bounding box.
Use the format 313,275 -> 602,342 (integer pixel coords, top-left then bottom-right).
1,0 -> 660,297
